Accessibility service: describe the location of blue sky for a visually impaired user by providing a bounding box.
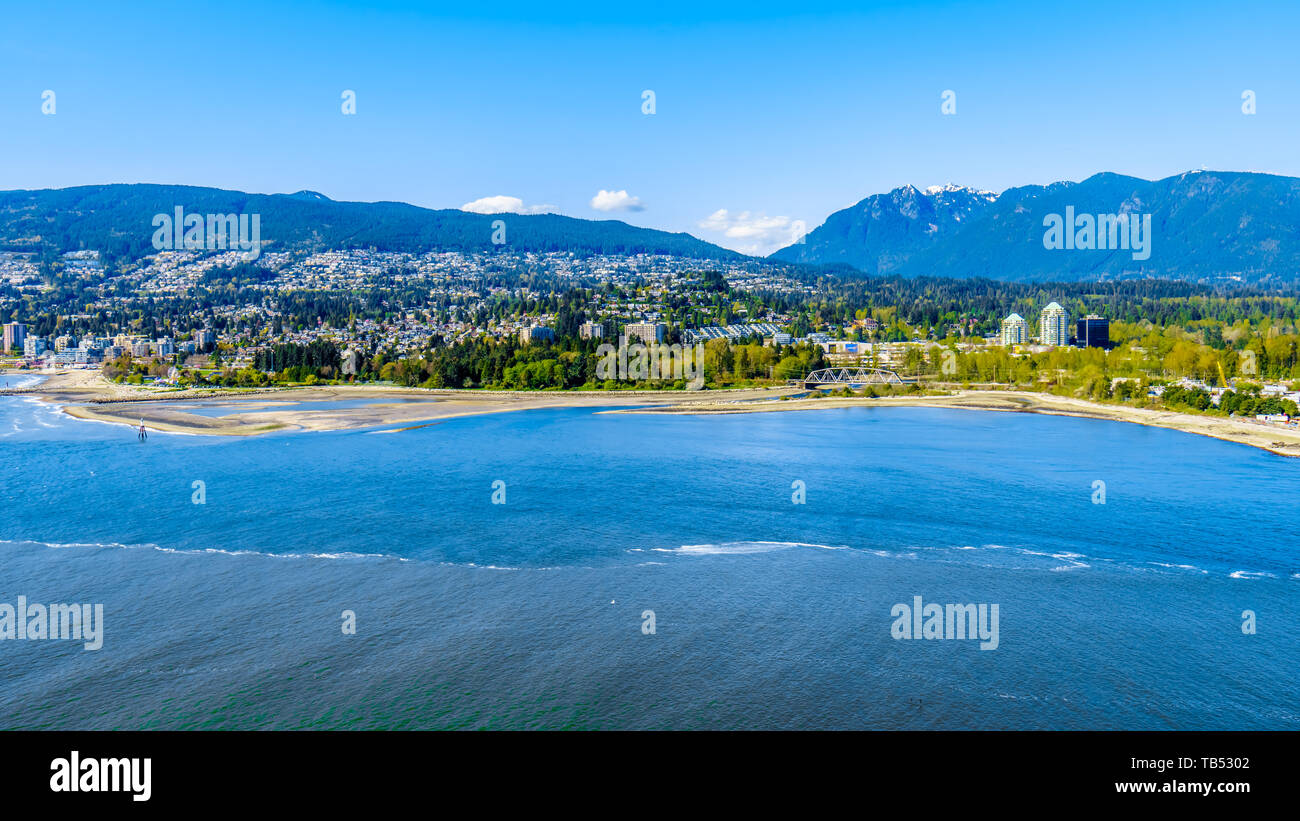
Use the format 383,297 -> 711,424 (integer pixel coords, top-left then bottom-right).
3,0 -> 1298,254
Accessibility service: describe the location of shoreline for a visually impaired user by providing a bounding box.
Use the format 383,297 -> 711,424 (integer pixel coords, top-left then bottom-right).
5,369 -> 1299,456
9,368 -> 797,436
604,390 -> 1300,458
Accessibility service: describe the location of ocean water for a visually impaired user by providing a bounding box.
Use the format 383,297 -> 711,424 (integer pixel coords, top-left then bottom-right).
1,386 -> 1297,729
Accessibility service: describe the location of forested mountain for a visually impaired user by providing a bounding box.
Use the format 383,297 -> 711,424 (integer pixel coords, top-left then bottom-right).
9,172 -> 1300,287
0,184 -> 742,262
771,171 -> 1300,285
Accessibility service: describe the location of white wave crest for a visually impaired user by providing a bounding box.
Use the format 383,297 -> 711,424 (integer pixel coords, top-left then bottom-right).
660,541 -> 848,556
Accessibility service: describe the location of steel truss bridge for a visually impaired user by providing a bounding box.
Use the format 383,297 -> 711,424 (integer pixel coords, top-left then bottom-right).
802,367 -> 906,387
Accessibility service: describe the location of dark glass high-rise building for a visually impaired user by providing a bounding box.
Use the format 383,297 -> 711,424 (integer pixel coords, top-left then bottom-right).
1076,314 -> 1109,349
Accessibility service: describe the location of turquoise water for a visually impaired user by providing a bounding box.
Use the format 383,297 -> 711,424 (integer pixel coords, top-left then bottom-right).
1,391 -> 1297,729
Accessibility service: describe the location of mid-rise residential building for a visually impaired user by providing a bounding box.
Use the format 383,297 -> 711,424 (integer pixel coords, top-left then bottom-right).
2,322 -> 26,354
1039,302 -> 1070,347
683,323 -> 781,344
579,322 -> 604,340
519,325 -> 555,345
624,322 -> 666,345
1001,313 -> 1028,346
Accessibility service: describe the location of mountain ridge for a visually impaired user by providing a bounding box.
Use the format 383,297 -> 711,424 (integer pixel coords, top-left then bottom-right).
772,170 -> 1300,284
0,183 -> 743,263
4,173 -> 1300,285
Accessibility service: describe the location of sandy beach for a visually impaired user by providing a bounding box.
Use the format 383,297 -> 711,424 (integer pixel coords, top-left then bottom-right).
5,369 -> 1299,456
0,368 -> 796,436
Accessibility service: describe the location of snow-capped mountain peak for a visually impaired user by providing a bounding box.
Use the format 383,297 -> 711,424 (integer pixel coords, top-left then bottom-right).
923,183 -> 998,200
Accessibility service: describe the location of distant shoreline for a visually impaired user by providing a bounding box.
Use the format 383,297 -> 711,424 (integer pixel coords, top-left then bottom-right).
605,390 -> 1300,458
6,368 -> 1299,457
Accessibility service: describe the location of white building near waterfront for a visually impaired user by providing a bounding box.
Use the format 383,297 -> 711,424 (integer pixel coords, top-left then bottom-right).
1039,302 -> 1070,347
1000,313 -> 1027,346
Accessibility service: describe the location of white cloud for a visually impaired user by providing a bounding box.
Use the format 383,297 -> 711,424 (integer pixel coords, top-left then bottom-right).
460,195 -> 556,215
590,189 -> 645,212
697,209 -> 808,256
